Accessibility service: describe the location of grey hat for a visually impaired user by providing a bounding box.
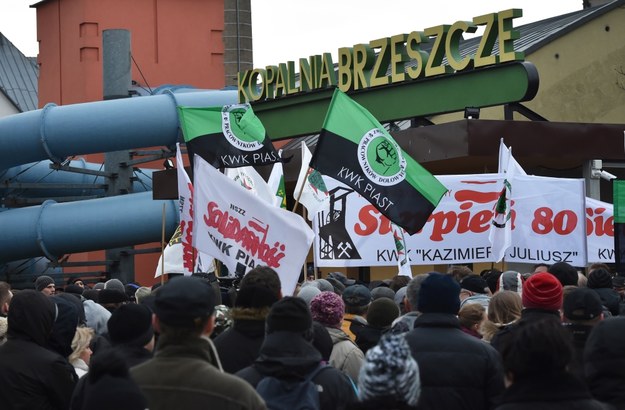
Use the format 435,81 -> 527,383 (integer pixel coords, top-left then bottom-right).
297,286 -> 322,306
35,275 -> 55,292
327,272 -> 356,286
104,278 -> 125,293
371,286 -> 396,301
315,279 -> 335,293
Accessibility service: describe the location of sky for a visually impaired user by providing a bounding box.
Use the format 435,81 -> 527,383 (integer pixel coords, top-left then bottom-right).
0,0 -> 581,65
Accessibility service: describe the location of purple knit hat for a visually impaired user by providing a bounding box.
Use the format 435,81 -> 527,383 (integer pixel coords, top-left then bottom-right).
310,291 -> 345,328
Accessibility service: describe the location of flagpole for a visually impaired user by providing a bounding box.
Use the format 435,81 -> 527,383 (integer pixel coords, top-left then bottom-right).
160,203 -> 166,285
292,167 -> 310,213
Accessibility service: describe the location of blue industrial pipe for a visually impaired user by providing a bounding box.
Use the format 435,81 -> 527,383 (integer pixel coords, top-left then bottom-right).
0,89 -> 238,170
1,159 -> 154,197
0,192 -> 178,263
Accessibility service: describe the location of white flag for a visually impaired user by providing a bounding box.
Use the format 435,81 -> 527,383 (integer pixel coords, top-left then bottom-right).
294,141 -> 330,220
488,139 -> 523,263
267,150 -> 287,208
225,166 -> 276,206
391,223 -> 412,277
193,155 -> 314,296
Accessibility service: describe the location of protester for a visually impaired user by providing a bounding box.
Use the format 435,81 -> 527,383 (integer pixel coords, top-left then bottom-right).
97,288 -> 128,313
496,271 -> 523,294
447,265 -> 474,283
341,284 -> 371,342
107,303 -> 155,368
480,291 -> 522,343
134,286 -> 151,304
459,274 -> 491,311
131,276 -> 266,410
296,284 -> 322,306
391,273 -> 429,334
214,265 -> 282,374
0,281 -> 12,316
48,294 -> 81,359
371,286 -> 396,301
496,319 -> 610,410
70,327 -> 95,378
355,297 -> 400,353
584,317 -> 625,408
405,273 -> 504,409
35,275 -> 56,295
549,262 -> 580,287
0,290 -> 76,409
394,286 -> 408,314
310,291 -> 365,382
352,333 -> 421,410
491,272 -> 563,352
236,297 -> 356,410
587,268 -> 620,316
458,303 -> 486,339
480,268 -> 502,294
388,275 -> 410,293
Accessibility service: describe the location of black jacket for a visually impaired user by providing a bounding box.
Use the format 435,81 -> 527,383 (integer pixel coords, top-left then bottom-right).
213,318 -> 266,373
590,288 -> 621,317
405,313 -> 505,410
495,373 -> 613,410
0,291 -> 77,410
490,308 -> 561,353
236,331 -> 356,410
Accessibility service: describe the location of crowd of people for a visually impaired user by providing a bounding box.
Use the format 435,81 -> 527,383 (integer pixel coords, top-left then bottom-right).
0,261 -> 624,409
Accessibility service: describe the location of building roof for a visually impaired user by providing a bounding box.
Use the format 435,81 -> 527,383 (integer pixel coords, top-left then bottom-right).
0,32 -> 39,112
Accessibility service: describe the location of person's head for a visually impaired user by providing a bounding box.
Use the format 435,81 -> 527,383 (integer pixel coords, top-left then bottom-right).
486,290 -> 522,325
7,290 -> 56,346
532,263 -> 549,273
310,291 -> 345,328
404,273 -> 430,313
358,333 -> 421,406
417,273 -> 461,315
233,284 -> 280,320
35,275 -> 56,296
497,271 -> 523,294
577,272 -> 588,287
265,296 -> 313,339
239,265 -> 282,300
69,326 -> 94,365
389,275 -> 410,292
134,286 -> 151,304
562,287 -> 604,325
67,276 -> 86,289
0,281 -> 12,316
371,286 -> 396,301
459,275 -> 489,301
548,262 -> 579,287
587,263 -> 610,275
587,268 -> 613,289
327,272 -> 355,287
97,289 -> 128,312
501,318 -> 574,385
104,278 -> 126,293
153,276 -> 216,339
481,269 -> 502,294
366,298 -> 400,329
458,303 -> 485,335
522,272 -> 563,312
342,284 -> 371,316
107,303 -> 155,351
447,265 -> 473,283
613,275 -> 625,297
295,285 -> 321,307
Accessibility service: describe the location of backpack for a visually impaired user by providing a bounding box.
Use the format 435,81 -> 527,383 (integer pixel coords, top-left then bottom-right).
255,364 -> 328,410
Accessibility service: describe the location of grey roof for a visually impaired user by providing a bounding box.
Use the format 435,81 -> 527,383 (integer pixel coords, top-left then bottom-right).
0,32 -> 38,112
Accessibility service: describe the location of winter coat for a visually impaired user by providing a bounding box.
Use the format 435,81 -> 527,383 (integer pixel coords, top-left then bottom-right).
214,317 -> 266,374
405,313 -> 505,410
236,331 -> 356,410
563,322 -> 595,382
355,324 -> 388,354
72,358 -> 89,378
0,290 -> 77,410
342,313 -> 367,342
495,373 -> 613,410
590,288 -> 621,317
327,326 -> 365,383
130,333 -> 266,410
390,312 -> 420,334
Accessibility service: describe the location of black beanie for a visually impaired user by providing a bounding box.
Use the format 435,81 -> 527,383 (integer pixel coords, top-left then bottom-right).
235,285 -> 280,309
107,304 -> 154,347
266,296 -> 313,334
587,268 -> 613,289
417,273 -> 461,315
35,275 -> 54,292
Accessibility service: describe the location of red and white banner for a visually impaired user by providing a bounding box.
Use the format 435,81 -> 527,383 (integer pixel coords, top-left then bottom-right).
193,155 -> 314,296
314,174 -> 601,267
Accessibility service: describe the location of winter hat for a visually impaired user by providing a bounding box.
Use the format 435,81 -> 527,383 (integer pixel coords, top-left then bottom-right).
315,279 -> 335,293
297,286 -> 322,306
394,286 -> 407,306
235,285 -> 280,309
154,276 -> 216,328
93,282 -> 106,291
301,281 -> 321,290
310,291 -> 345,328
358,333 -> 421,406
342,284 -> 371,307
325,277 -> 346,294
367,298 -> 400,328
104,279 -> 126,294
548,262 -> 579,287
266,296 -> 313,334
587,268 -> 613,289
98,289 -> 128,305
35,275 -> 55,292
522,272 -> 563,311
498,271 -> 524,295
328,272 -> 356,286
371,286 -> 396,301
64,284 -> 84,296
8,290 -> 56,346
107,303 -> 154,347
417,273 -> 461,315
460,275 -> 489,294
563,287 -> 603,321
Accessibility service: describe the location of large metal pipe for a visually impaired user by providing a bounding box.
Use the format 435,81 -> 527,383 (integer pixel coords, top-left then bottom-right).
0,192 -> 178,263
0,89 -> 238,170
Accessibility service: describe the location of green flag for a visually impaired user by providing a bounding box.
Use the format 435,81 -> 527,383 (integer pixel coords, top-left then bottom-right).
177,103 -> 281,169
310,89 -> 447,235
613,180 -> 625,274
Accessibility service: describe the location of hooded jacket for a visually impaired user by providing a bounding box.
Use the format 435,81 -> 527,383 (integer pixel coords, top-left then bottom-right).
213,308 -> 267,374
327,326 -> 365,383
236,331 -> 356,410
131,333 -> 266,410
0,290 -> 77,410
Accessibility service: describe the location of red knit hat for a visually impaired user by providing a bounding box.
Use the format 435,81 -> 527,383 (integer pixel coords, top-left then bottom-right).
522,272 -> 563,311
